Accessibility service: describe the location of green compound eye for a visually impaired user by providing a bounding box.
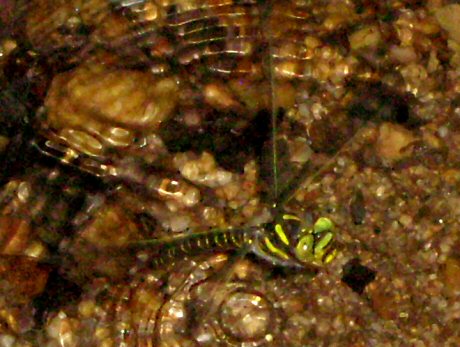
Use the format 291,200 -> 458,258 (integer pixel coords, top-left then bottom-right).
294,217 -> 337,266
313,217 -> 334,234
295,234 -> 315,263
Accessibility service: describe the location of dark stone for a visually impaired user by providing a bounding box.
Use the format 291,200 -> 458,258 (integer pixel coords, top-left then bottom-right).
33,269 -> 82,326
341,258 -> 376,295
350,189 -> 366,225
346,81 -> 411,125
159,108 -> 273,173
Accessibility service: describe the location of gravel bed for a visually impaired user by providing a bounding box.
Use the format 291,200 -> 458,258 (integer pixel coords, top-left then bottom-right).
1,0 -> 460,346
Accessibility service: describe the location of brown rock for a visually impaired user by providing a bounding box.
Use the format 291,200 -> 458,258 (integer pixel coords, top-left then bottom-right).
435,4 -> 460,44
367,277 -> 405,321
80,204 -> 140,249
443,257 -> 460,297
0,255 -> 49,304
375,123 -> 416,165
203,82 -> 240,111
0,217 -> 31,255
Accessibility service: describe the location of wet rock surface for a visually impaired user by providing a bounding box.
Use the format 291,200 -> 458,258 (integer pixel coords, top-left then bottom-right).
1,0 -> 460,346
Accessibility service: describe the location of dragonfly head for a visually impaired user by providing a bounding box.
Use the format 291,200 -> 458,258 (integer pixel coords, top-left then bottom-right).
293,217 -> 337,267
256,214 -> 337,268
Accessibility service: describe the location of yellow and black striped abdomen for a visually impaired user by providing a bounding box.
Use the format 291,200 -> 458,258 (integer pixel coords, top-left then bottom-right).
136,227 -> 257,269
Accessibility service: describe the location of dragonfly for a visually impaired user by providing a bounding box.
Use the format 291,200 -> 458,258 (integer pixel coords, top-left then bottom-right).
135,213 -> 338,270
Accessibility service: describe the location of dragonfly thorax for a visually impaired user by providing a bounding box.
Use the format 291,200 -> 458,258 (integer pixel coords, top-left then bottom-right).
253,214 -> 337,268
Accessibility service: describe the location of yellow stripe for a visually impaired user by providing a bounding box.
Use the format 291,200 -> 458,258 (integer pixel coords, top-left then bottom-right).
231,233 -> 241,247
264,237 -> 290,260
245,231 -> 253,245
274,224 -> 290,246
214,234 -> 222,247
324,249 -> 338,264
282,214 -> 301,221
